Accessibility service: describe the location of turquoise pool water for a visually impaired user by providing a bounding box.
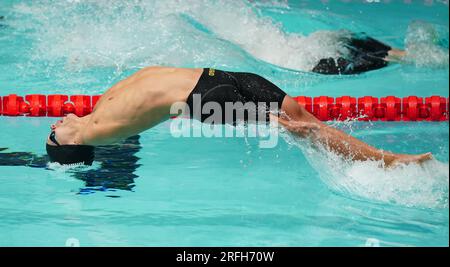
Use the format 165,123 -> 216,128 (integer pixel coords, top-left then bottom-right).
0,0 -> 448,247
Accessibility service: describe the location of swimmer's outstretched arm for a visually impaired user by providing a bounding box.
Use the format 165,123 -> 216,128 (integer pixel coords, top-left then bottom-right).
385,48 -> 407,62
276,97 -> 433,168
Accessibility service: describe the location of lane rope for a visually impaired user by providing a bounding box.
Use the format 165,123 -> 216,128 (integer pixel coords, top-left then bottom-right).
1,94 -> 448,121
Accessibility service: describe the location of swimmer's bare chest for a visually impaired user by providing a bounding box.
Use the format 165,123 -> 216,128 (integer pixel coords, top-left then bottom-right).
82,67 -> 203,145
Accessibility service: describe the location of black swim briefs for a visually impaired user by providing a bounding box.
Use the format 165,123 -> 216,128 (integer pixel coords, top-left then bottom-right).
186,68 -> 287,124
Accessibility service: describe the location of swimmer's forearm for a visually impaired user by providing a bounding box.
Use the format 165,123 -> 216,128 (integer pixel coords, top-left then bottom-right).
278,117 -> 397,166
311,124 -> 397,165
385,48 -> 407,62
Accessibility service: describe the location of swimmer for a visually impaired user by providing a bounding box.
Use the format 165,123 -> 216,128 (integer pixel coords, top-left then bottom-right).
46,67 -> 432,167
312,33 -> 407,75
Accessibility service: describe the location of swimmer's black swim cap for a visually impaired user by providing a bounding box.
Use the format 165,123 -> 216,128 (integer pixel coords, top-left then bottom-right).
46,144 -> 95,166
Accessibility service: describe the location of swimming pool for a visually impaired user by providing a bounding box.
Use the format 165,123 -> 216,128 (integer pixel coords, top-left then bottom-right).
0,0 -> 448,247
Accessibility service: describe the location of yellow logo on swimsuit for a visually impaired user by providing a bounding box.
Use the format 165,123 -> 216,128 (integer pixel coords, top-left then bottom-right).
208,68 -> 215,76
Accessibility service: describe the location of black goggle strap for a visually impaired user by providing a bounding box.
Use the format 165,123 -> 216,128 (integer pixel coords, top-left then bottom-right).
49,131 -> 61,146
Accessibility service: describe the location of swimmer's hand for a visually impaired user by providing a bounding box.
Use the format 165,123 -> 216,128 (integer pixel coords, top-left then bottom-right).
387,152 -> 434,168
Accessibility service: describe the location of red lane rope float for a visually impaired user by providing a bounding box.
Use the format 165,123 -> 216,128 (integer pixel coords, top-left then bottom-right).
0,94 -> 448,122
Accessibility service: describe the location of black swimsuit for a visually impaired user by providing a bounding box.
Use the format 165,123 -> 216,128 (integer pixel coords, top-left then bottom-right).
186,68 -> 287,124
312,34 -> 392,75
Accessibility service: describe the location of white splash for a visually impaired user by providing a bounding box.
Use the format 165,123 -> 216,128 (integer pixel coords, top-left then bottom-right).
10,0 -> 351,72
182,0 -> 352,71
404,20 -> 449,68
47,161 -> 100,172
9,0 -> 449,75
282,130 -> 449,209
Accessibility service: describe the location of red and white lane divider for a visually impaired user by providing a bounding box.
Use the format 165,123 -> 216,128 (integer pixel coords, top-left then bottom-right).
0,94 -> 448,122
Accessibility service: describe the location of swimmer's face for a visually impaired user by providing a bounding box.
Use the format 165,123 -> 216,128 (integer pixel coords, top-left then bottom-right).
46,114 -> 95,166
47,114 -> 80,146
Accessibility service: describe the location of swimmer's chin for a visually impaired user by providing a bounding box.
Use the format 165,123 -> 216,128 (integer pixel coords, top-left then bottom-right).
386,152 -> 434,169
